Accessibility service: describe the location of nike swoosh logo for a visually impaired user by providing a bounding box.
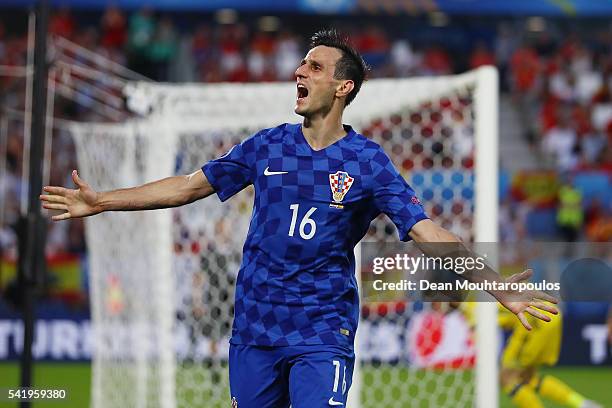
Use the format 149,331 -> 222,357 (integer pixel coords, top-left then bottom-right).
264,166 -> 288,176
328,397 -> 344,406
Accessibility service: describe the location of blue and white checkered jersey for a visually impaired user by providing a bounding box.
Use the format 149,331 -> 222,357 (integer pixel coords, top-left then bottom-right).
202,123 -> 427,349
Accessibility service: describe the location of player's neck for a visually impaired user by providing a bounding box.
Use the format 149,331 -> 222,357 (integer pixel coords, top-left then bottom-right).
301,109 -> 346,151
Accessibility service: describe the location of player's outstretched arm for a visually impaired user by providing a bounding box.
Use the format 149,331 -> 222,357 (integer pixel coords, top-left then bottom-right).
40,169 -> 214,221
409,219 -> 558,330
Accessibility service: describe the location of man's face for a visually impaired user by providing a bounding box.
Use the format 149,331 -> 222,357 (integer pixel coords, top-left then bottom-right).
294,45 -> 344,117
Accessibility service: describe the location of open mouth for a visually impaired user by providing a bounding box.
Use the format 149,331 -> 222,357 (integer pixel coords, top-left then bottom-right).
297,84 -> 309,102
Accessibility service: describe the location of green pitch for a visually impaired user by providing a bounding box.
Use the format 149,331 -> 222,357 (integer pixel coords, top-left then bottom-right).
0,363 -> 611,407
0,362 -> 90,408
500,366 -> 612,408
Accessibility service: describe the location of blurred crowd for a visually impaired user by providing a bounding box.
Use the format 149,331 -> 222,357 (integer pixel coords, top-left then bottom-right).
506,27 -> 612,173
0,7 -> 611,265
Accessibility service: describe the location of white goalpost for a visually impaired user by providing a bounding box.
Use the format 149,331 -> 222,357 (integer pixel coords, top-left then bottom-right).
70,67 -> 498,408
473,67 -> 500,408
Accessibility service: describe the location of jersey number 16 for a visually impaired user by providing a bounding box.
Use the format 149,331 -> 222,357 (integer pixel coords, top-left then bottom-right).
288,204 -> 317,240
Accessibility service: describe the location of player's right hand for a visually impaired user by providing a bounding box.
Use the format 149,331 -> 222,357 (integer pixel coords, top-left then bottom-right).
40,170 -> 101,221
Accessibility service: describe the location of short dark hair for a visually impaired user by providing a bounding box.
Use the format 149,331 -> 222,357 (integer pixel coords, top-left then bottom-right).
309,29 -> 369,106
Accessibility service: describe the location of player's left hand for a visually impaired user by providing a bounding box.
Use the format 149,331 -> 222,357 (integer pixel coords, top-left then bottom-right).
492,269 -> 559,330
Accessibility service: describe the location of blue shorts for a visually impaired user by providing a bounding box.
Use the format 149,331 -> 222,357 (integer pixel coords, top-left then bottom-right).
229,343 -> 355,408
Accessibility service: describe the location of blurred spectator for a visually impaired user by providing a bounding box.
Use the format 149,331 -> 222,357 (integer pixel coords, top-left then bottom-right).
510,42 -> 542,143
533,31 -> 556,58
499,198 -> 531,243
46,217 -> 69,255
580,129 -> 608,166
355,25 -> 389,70
571,103 -> 592,137
511,42 -> 542,93
540,85 -> 561,133
127,7 -> 156,77
191,24 -> 213,81
67,219 -> 86,254
274,30 -> 301,81
100,6 -> 127,50
585,199 -> 612,242
1,131 -> 22,227
598,137 -> 612,171
573,47 -> 602,104
550,66 -> 578,103
556,179 -> 583,241
390,39 -> 419,77
422,45 -> 452,75
558,34 -> 580,62
76,27 -> 100,52
542,111 -> 579,171
149,17 -> 178,81
495,23 -> 516,64
591,69 -> 612,131
469,41 -> 495,69
219,24 -> 248,82
49,7 -> 76,39
248,31 -> 276,81
495,23 -> 517,90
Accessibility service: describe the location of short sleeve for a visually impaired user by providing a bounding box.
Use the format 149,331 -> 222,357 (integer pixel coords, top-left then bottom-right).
371,149 -> 428,241
201,133 -> 257,202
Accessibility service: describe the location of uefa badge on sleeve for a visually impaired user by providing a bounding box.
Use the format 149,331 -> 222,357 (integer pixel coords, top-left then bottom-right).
231,396 -> 238,408
329,171 -> 354,209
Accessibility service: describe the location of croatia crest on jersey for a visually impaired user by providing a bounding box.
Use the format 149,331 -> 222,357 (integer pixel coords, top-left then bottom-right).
329,171 -> 354,203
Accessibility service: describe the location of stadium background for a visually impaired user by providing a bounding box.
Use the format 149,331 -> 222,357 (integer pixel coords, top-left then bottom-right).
0,0 -> 610,407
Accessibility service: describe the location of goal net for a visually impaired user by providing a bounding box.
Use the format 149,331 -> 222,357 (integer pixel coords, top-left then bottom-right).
70,67 -> 498,408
